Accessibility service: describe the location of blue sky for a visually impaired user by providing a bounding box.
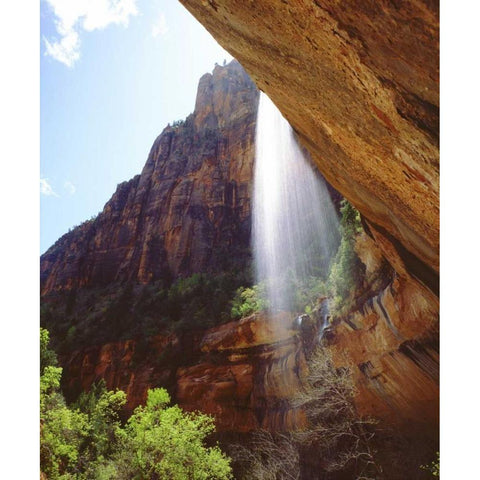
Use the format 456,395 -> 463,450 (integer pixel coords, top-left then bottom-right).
40,0 -> 232,253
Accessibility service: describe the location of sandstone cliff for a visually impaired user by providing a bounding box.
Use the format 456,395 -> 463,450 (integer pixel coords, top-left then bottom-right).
41,60 -> 258,295
61,313 -> 307,432
326,229 -> 438,427
41,59 -> 333,436
179,0 -> 439,297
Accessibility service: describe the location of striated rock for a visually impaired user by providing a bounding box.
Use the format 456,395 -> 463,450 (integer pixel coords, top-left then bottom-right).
61,334 -> 180,412
60,267 -> 438,438
325,272 -> 438,434
61,313 -> 307,432
314,229 -> 439,438
179,0 -> 439,293
41,60 -> 259,295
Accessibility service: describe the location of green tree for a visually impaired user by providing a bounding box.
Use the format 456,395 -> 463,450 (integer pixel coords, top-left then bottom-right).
41,328 -> 87,478
110,388 -> 233,479
231,285 -> 266,319
327,200 -> 365,314
40,329 -> 233,479
40,365 -> 90,479
74,383 -> 127,476
40,327 -> 58,373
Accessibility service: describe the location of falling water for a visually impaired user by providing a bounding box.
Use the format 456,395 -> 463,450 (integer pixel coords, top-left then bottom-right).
253,92 -> 339,314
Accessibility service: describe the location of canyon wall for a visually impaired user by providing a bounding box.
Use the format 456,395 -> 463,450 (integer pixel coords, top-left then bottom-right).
41,23 -> 439,458
61,313 -> 307,432
41,60 -> 258,295
174,0 -> 439,449
179,0 -> 439,296
325,230 -> 438,431
59,233 -> 437,438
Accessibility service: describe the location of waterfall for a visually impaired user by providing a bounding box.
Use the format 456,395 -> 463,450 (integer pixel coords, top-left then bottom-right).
253,92 -> 339,314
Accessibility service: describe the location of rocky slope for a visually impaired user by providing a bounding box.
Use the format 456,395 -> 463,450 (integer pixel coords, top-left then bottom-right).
41,60 -> 258,295
179,0 -> 439,296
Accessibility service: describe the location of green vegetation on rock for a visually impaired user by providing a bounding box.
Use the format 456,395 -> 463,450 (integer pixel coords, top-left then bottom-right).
230,284 -> 266,319
41,267 -> 253,354
421,452 -> 439,478
327,199 -> 365,316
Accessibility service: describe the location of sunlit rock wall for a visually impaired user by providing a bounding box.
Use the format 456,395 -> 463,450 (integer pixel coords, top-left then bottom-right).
41,60 -> 259,294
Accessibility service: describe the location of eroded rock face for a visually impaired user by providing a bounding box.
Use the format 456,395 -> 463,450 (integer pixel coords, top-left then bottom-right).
41,60 -> 259,295
60,262 -> 438,438
325,276 -> 438,428
61,313 -> 307,432
179,0 -> 439,292
318,231 -> 439,451
42,14 -> 440,454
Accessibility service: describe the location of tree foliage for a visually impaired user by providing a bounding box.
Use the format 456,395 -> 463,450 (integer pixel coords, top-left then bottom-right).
40,364 -> 90,479
229,200 -> 364,318
40,329 -> 232,480
107,389 -> 233,479
421,452 -> 439,478
230,285 -> 267,319
40,327 -> 58,374
326,200 -> 365,315
42,268 -> 254,354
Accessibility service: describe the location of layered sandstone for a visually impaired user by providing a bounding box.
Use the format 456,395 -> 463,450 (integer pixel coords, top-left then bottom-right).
61,313 -> 307,432
41,60 -> 259,295
56,234 -> 438,447
179,0 -> 439,294
318,231 -> 438,430
326,277 -> 438,428
60,267 -> 438,436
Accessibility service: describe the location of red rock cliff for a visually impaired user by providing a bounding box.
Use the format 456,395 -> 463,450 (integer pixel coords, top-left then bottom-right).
41,60 -> 258,295
61,313 -> 307,432
41,21 -> 439,465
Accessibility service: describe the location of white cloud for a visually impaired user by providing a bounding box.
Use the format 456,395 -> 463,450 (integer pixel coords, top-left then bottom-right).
43,0 -> 139,67
40,178 -> 59,197
44,30 -> 80,68
64,180 -> 76,195
152,12 -> 168,38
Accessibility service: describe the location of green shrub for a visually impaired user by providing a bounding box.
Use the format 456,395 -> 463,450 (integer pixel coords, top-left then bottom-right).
326,200 -> 365,314
231,285 -> 266,318
290,275 -> 328,313
40,327 -> 58,374
109,388 -> 233,479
